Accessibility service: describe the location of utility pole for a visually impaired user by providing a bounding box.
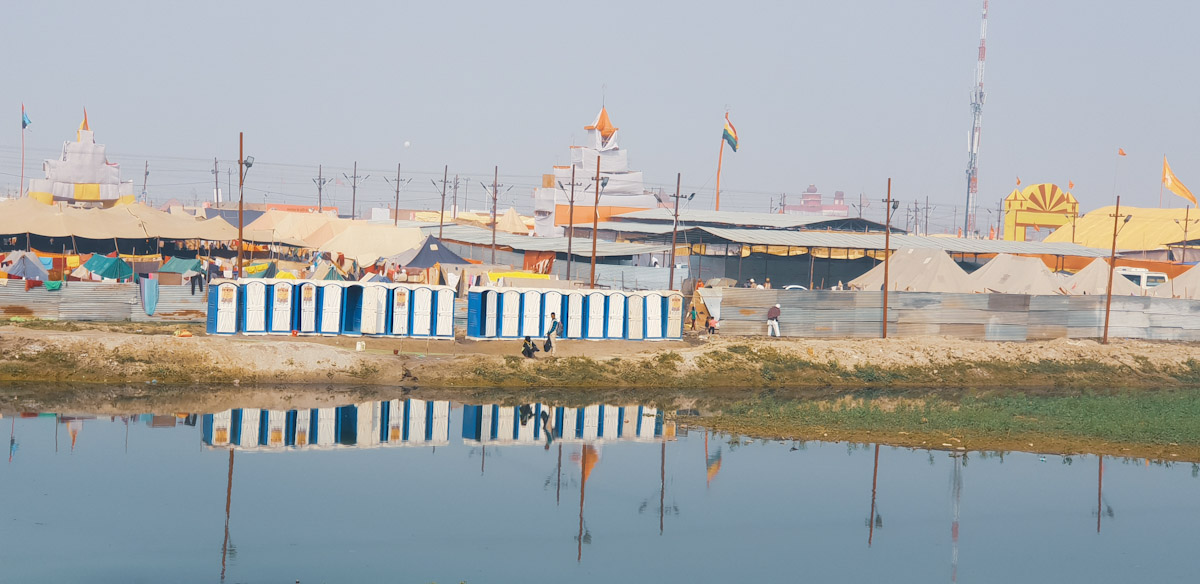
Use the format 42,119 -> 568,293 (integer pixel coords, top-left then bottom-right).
142,161 -> 149,203
590,156 -> 601,288
212,158 -> 220,205
227,169 -> 232,207
564,166 -> 577,281
312,165 -> 330,214
438,165 -> 448,238
963,0 -> 989,235
491,167 -> 499,264
882,178 -> 895,339
236,133 -> 245,277
1102,196 -> 1130,345
384,167 -> 413,226
925,196 -> 930,237
452,174 -> 460,219
668,173 -> 682,290
343,162 -> 368,219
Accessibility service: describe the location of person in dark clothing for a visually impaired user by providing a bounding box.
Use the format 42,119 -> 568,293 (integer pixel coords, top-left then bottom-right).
766,303 -> 781,337
521,336 -> 539,358
706,316 -> 718,334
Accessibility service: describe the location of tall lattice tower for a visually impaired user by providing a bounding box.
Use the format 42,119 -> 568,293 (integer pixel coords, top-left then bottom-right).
963,0 -> 989,236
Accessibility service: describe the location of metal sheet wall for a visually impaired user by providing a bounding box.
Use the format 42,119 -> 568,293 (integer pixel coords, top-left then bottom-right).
0,281 -> 207,322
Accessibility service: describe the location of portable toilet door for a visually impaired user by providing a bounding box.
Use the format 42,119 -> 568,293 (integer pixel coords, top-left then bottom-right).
360,284 -> 388,335
584,291 -> 606,339
411,287 -> 434,336
297,282 -> 319,335
211,281 -> 240,335
268,281 -> 294,334
541,290 -> 563,338
391,285 -> 411,337
318,283 -> 343,336
243,280 -> 269,334
500,289 -> 521,338
605,291 -> 626,339
626,292 -> 644,340
484,289 -> 499,337
520,289 -> 542,338
665,292 -> 685,339
644,292 -> 664,339
435,287 -> 454,338
566,292 -> 585,338
341,284 -> 365,336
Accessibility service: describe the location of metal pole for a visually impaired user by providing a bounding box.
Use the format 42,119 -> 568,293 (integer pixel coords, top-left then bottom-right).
452,174 -> 459,219
213,158 -> 220,205
317,164 -> 324,212
589,155 -> 600,288
393,163 -> 401,227
439,164 -> 448,239
1102,196 -> 1121,344
668,173 -> 681,290
1097,455 -> 1104,533
236,132 -> 244,277
1183,206 -> 1191,263
351,161 -> 358,219
882,178 -> 892,338
566,165 -> 577,281
868,443 -> 879,546
491,166 -> 498,264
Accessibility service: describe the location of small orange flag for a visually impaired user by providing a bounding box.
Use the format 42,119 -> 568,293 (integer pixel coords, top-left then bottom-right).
1016,176 -> 1021,186
1118,148 -> 1127,156
1163,156 -> 1196,205
1068,180 -> 1075,190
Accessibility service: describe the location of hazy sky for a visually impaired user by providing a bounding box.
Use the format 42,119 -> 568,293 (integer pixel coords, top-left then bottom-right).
3,0 -> 1198,230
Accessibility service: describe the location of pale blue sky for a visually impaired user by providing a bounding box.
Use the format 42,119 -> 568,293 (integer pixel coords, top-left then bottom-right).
2,0 -> 1198,230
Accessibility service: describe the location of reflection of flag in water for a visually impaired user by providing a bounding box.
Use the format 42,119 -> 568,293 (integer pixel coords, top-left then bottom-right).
571,444 -> 600,484
706,447 -> 722,484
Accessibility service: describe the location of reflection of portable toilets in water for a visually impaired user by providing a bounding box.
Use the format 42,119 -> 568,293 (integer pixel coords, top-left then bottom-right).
203,410 -> 234,445
644,292 -> 664,339
407,399 -> 428,443
605,291 -> 626,339
434,288 -> 454,338
520,289 -> 542,338
318,283 -> 343,336
584,291 -> 605,339
267,410 -> 287,447
359,284 -> 389,335
267,280 -> 294,334
297,282 -> 319,334
315,407 -> 337,446
207,282 -> 240,335
294,409 -> 312,446
390,285 -> 411,337
625,292 -> 644,340
242,280 -> 269,334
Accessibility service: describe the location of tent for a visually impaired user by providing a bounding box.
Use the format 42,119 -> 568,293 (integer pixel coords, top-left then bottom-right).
1062,258 -> 1142,296
3,252 -> 50,281
311,259 -> 347,281
399,236 -> 468,269
848,248 -> 972,293
158,257 -> 203,275
242,262 -> 279,278
318,223 -> 424,265
1152,264 -> 1200,299
74,255 -> 132,280
244,209 -> 346,247
496,207 -> 530,234
968,254 -> 1063,295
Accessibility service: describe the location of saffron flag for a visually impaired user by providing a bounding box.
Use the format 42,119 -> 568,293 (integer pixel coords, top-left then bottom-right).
1163,156 -> 1196,205
21,104 -> 30,130
1068,180 -> 1074,190
722,113 -> 738,152
1016,176 -> 1021,186
1118,148 -> 1126,156
79,108 -> 89,132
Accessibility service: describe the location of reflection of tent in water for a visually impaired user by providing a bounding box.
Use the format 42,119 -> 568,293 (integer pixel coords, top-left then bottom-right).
3,251 -> 50,281
72,255 -> 132,281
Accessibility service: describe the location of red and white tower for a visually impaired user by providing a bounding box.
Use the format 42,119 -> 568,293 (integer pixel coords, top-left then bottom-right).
964,0 -> 989,236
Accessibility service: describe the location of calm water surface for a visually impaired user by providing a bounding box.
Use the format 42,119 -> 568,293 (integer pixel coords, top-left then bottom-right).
1,401 -> 1196,584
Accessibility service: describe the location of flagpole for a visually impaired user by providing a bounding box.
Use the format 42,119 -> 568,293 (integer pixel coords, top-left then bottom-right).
20,120 -> 25,198
715,136 -> 725,212
1160,154 -> 1165,208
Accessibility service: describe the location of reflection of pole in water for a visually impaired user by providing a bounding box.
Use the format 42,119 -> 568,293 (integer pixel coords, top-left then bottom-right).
660,439 -> 666,535
868,444 -> 880,547
481,444 -> 485,475
1096,455 -> 1103,534
951,454 -> 963,584
221,448 -> 235,582
556,443 -> 562,506
578,446 -> 586,563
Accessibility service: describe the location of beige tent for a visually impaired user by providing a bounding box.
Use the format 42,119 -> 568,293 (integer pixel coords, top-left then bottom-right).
318,223 -> 424,265
968,254 -> 1063,295
244,209 -> 347,246
849,248 -> 973,292
1062,258 -> 1142,295
0,198 -> 239,240
1152,264 -> 1200,299
496,207 -> 530,234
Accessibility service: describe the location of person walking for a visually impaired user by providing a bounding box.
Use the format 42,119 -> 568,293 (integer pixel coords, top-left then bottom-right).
689,305 -> 699,331
546,312 -> 560,355
706,315 -> 718,334
766,303 -> 781,337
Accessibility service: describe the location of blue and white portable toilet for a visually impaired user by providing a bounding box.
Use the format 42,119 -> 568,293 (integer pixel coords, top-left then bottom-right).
339,284 -> 365,336
541,290 -> 563,338
207,281 -> 241,335
411,286 -> 435,336
296,282 -> 319,335
565,291 -> 585,338
318,282 -> 344,336
391,284 -> 412,337
644,291 -> 664,339
499,289 -> 521,338
483,289 -> 499,337
360,283 -> 390,336
665,291 -> 685,339
519,289 -> 542,338
434,286 -> 455,338
267,280 -> 295,334
242,280 -> 269,334
625,291 -> 644,340
584,290 -> 606,339
605,290 -> 626,339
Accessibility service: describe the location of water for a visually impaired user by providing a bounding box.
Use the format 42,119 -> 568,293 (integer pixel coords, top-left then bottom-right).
1,401 -> 1196,583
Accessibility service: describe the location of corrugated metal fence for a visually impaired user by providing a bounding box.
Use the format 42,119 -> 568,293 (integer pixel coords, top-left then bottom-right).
711,289 -> 1200,341
0,281 -> 207,322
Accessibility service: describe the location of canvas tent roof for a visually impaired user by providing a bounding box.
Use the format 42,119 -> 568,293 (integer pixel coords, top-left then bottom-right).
496,207 -> 530,234
1061,258 -> 1142,295
317,223 -> 424,265
848,248 -> 973,292
968,254 -> 1063,295
0,198 -> 239,240
1151,264 -> 1200,299
397,236 -> 468,269
1045,206 -> 1196,251
244,209 -> 347,246
158,257 -> 203,274
75,255 -> 132,280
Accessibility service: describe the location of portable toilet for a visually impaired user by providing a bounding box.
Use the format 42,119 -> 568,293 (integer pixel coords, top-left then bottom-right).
541,290 -> 564,338
360,283 -> 389,336
242,280 -> 269,334
625,291 -> 644,340
484,289 -> 499,337
466,289 -> 482,338
267,280 -> 295,334
565,292 -> 585,338
520,289 -> 542,337
644,291 -> 664,339
665,291 -> 685,339
430,401 -> 451,445
340,284 -> 365,336
293,409 -> 312,447
207,281 -> 240,335
296,281 -> 319,335
584,290 -> 606,339
435,287 -> 454,338
318,282 -> 344,336
498,289 -> 520,338
605,290 -> 626,339
391,284 -> 412,337
411,286 -> 434,336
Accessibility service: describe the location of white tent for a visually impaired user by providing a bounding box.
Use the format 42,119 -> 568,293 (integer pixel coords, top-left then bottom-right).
968,254 -> 1063,295
318,223 -> 424,265
1062,258 -> 1142,296
848,248 -> 973,293
1152,264 -> 1200,299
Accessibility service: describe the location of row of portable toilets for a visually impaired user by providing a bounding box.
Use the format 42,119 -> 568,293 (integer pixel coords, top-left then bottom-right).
206,279 -> 456,338
465,287 -> 685,340
200,401 -> 663,450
